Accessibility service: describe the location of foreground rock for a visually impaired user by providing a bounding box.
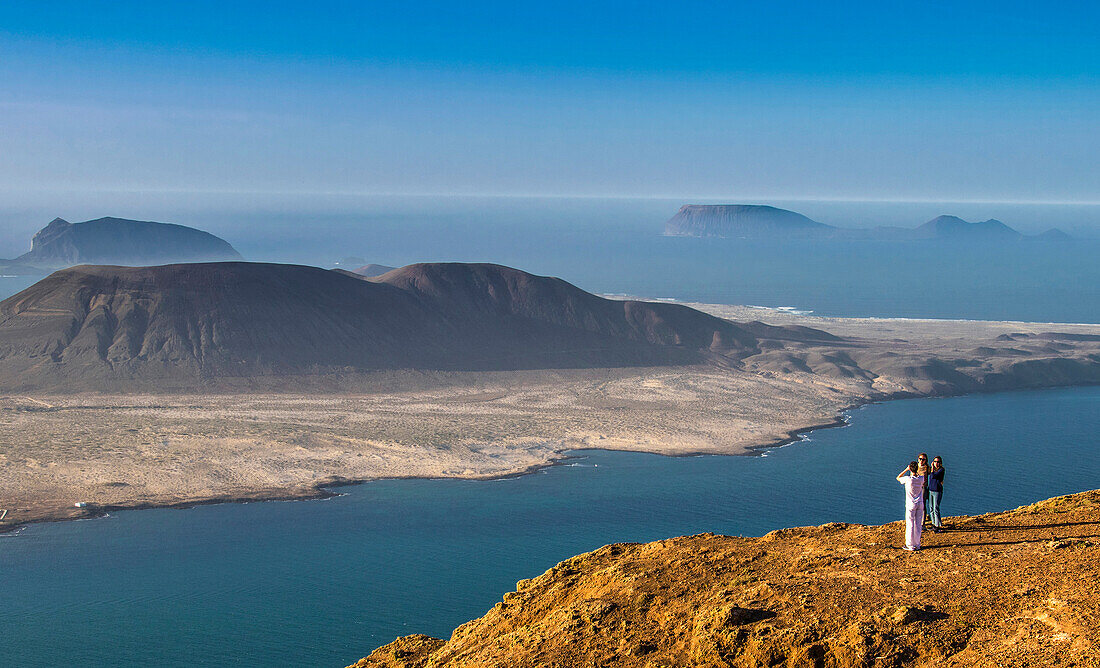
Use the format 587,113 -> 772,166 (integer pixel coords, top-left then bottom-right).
351,490 -> 1100,667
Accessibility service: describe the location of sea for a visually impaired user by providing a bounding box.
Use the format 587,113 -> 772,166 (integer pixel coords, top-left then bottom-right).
1,195 -> 1099,321
1,386 -> 1098,667
0,196 -> 1098,666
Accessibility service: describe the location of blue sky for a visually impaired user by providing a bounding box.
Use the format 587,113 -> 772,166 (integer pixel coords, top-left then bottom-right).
1,1 -> 1098,201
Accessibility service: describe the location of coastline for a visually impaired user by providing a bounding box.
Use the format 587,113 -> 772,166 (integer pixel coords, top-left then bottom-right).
2,412 -> 840,536
3,306 -> 1099,537
605,294 -> 1100,329
4,382 -> 1097,538
0,406 -> 881,535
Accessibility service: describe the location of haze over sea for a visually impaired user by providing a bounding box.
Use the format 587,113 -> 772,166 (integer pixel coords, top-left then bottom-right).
2,195 -> 1099,322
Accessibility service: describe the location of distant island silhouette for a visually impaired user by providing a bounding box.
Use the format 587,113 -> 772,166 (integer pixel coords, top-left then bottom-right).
665,204 -> 1072,241
1,217 -> 241,274
663,205 -> 830,238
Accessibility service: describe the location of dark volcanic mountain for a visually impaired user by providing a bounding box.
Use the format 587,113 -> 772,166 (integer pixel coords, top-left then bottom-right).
352,264 -> 398,277
664,205 -> 834,238
12,217 -> 242,268
0,262 -> 834,391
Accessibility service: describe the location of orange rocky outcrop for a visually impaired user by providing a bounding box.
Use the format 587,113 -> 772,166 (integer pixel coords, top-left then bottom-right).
350,490 -> 1100,667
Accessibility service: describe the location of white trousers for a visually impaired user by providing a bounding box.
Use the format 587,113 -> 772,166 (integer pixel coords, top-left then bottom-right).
905,501 -> 924,549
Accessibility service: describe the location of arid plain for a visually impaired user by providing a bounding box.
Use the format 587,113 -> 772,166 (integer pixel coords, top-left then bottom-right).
2,303 -> 1098,533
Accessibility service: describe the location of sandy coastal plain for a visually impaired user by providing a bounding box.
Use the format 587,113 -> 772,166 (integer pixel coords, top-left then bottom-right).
1,307 -> 1098,533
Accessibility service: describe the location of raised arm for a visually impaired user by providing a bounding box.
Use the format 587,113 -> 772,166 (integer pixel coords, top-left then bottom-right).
896,468 -> 909,482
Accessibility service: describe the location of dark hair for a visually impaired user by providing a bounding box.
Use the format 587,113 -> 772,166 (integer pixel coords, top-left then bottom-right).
908,461 -> 919,474
933,456 -> 943,465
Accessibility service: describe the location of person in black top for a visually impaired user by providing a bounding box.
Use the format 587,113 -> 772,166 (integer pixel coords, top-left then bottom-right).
927,456 -> 945,532
917,453 -> 930,522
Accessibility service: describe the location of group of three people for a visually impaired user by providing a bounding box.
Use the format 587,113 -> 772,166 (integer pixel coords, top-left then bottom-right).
896,453 -> 945,551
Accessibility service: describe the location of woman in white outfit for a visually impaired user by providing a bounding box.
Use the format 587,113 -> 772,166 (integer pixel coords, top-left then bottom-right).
896,461 -> 925,551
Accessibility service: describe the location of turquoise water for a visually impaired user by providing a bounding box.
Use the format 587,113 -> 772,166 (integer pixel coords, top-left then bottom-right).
2,385 -> 1098,667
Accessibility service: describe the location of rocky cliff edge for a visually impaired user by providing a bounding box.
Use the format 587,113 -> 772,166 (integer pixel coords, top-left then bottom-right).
351,490 -> 1100,667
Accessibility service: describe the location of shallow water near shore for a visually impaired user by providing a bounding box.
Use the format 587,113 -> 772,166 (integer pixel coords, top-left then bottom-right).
2,385 -> 1099,667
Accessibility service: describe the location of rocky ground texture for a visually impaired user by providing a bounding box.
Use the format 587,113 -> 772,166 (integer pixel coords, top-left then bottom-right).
351,490 -> 1100,668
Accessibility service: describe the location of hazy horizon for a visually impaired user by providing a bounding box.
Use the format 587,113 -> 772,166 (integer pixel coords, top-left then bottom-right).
4,192 -> 1100,259
3,193 -> 1099,325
